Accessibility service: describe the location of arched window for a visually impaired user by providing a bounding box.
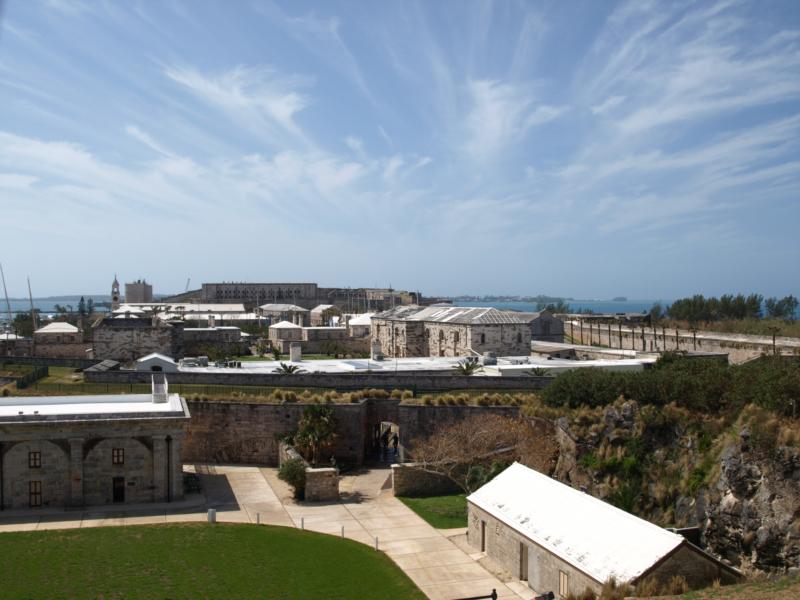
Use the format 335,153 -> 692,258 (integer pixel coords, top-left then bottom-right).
439,330 -> 444,342
480,333 -> 486,344
454,331 -> 460,343
516,332 -> 522,343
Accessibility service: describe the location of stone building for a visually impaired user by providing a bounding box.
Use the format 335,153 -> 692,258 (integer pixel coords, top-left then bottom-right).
193,282 -> 418,312
371,305 -> 533,358
523,310 -> 565,343
268,321 -> 303,352
310,304 -> 342,327
125,279 -> 154,304
345,313 -> 373,339
202,283 -> 319,309
467,463 -> 740,597
33,322 -> 91,359
257,303 -> 308,326
0,377 -> 189,510
183,326 -> 248,357
92,317 -> 184,362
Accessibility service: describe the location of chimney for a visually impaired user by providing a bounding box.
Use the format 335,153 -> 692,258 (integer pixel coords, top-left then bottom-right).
151,373 -> 168,403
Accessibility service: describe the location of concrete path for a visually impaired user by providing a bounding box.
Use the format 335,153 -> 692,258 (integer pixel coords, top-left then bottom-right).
0,464 -> 532,600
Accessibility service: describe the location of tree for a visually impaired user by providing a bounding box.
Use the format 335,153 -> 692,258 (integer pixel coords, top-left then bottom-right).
536,299 -> 571,313
453,357 -> 483,376
648,302 -> 664,323
86,297 -> 95,315
765,295 -> 799,321
409,414 -> 529,493
295,404 -> 337,466
78,296 -> 86,317
278,458 -> 306,499
273,362 -> 305,374
270,346 -> 281,361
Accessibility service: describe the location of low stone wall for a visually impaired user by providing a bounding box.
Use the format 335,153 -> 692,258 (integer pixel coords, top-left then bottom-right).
277,441 -> 339,502
391,463 -> 461,497
0,355 -> 101,369
85,368 -> 552,392
305,468 -> 338,502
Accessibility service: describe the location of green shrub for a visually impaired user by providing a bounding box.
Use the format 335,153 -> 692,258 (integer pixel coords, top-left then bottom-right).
278,458 -> 306,500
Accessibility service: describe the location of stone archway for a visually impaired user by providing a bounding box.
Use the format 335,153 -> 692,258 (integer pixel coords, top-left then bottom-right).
83,437 -> 154,505
2,440 -> 69,510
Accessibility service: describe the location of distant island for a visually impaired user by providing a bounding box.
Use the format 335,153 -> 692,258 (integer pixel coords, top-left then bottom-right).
612,296 -> 628,301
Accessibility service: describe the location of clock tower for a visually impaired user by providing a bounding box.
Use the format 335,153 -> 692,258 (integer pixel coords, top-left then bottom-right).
111,274 -> 120,310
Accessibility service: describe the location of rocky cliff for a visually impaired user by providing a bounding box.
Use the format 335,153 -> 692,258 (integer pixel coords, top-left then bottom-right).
538,399 -> 800,575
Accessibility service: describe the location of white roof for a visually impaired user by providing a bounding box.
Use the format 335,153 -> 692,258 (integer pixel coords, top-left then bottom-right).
259,303 -> 308,312
136,353 -> 176,364
0,332 -> 24,340
0,393 -> 186,419
467,463 -> 684,584
311,304 -> 335,313
269,320 -> 301,329
347,313 -> 374,326
113,306 -> 146,314
35,322 -> 79,334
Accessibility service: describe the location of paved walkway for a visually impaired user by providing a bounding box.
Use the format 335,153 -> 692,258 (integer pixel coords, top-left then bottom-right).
0,464 -> 532,600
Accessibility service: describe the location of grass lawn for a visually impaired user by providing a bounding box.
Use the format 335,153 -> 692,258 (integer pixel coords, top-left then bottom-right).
398,494 -> 467,529
0,523 -> 426,599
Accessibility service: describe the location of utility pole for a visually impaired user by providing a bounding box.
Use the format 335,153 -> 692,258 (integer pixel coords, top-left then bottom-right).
27,277 -> 37,331
0,262 -> 13,331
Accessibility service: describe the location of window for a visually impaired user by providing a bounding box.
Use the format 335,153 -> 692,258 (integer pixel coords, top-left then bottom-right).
439,331 -> 444,342
28,451 -> 41,469
453,332 -> 460,343
29,481 -> 42,507
480,333 -> 486,344
112,448 -> 125,465
559,570 -> 569,598
516,332 -> 522,343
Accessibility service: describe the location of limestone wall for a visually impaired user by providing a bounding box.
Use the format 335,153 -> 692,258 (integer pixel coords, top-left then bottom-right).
468,502 -> 601,596
564,321 -> 800,364
182,399 -> 523,467
85,368 -> 552,393
391,463 -> 461,497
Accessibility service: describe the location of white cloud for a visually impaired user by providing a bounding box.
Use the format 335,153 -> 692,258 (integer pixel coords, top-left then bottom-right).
591,95 -> 625,115
125,125 -> 176,157
0,173 -> 38,189
464,79 -> 565,160
164,64 -> 312,145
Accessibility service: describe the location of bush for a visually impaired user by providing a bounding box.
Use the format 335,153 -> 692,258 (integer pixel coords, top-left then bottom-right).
278,458 -> 306,500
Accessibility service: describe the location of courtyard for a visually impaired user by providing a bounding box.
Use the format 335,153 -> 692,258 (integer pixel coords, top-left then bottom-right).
0,464 -> 530,600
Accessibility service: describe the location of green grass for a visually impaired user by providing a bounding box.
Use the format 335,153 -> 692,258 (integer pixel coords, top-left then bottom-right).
398,494 -> 467,529
0,523 -> 426,600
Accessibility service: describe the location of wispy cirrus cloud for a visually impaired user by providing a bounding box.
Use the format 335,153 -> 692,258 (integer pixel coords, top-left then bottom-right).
464,79 -> 566,160
164,64 -> 313,147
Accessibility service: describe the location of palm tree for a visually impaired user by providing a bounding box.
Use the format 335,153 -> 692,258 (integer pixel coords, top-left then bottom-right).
454,357 -> 483,376
274,362 -> 305,374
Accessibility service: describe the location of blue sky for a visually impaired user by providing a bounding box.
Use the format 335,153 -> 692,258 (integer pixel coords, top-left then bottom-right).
0,0 -> 798,299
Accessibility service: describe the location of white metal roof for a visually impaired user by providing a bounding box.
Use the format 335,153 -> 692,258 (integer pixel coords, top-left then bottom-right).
311,304 -> 336,313
467,463 -> 684,584
269,320 -> 302,329
259,303 -> 308,312
347,313 -> 374,326
35,322 -> 79,334
136,353 -> 177,364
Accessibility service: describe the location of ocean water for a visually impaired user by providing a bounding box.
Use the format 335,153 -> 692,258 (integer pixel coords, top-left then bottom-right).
458,299 -> 664,314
